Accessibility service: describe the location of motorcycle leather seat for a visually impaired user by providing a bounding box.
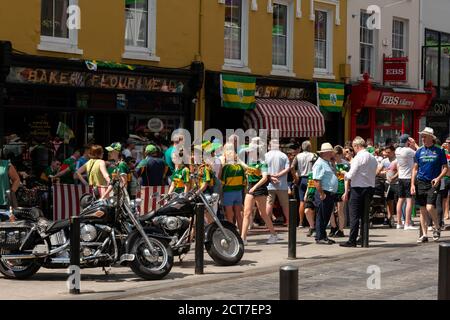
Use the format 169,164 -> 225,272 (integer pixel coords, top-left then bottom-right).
46,219 -> 70,233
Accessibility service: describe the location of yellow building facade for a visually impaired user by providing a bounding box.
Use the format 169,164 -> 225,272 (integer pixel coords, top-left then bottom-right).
0,0 -> 349,149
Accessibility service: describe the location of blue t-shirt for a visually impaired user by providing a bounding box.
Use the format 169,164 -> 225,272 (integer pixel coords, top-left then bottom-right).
312,157 -> 338,193
415,145 -> 447,182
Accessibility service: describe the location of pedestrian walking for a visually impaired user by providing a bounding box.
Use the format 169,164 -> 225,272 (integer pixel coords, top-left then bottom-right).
136,144 -> 167,186
340,137 -> 378,247
395,134 -> 419,230
312,143 -> 338,245
291,140 -> 315,228
240,142 -> 279,245
265,139 -> 290,226
377,145 -> 398,226
329,145 -> 349,238
412,128 -> 449,243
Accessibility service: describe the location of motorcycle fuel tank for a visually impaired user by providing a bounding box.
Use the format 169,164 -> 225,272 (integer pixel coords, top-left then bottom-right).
155,197 -> 194,217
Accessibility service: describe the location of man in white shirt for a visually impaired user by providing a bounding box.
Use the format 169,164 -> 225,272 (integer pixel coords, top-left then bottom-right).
265,139 -> 291,225
340,137 -> 378,248
395,134 -> 419,230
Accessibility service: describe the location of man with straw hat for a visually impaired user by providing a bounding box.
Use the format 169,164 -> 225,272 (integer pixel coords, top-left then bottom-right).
411,127 -> 448,243
312,143 -> 339,245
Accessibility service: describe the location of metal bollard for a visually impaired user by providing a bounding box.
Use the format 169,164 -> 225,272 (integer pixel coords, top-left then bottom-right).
279,266 -> 298,300
195,203 -> 205,275
438,243 -> 450,300
69,216 -> 81,294
288,199 -> 298,259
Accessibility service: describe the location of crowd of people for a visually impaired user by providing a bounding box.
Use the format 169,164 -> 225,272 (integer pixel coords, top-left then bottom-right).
1,127 -> 449,246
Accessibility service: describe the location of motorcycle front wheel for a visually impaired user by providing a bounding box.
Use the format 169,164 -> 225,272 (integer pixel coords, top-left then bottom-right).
205,223 -> 244,266
0,249 -> 41,280
129,237 -> 173,280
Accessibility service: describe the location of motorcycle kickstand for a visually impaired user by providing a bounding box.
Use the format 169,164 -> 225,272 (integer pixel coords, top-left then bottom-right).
102,266 -> 112,275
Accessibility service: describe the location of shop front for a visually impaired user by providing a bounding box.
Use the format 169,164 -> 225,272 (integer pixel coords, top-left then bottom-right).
426,100 -> 450,143
350,75 -> 435,146
0,51 -> 200,161
205,71 -> 346,146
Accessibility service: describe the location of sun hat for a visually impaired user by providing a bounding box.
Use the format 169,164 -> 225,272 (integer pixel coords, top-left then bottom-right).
418,127 -> 436,139
317,142 -> 335,153
105,142 -> 122,152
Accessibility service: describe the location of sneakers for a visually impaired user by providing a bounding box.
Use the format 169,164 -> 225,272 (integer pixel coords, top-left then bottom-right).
243,239 -> 248,246
404,225 -> 419,231
396,223 -> 404,230
316,238 -> 336,245
433,229 -> 441,241
340,241 -> 357,248
417,235 -> 429,243
334,230 -> 345,238
329,227 -> 338,237
266,233 -> 280,244
306,228 -> 316,237
428,226 -> 433,231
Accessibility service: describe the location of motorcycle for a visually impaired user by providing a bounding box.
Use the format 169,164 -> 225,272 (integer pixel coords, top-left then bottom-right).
144,183 -> 244,266
0,176 -> 174,280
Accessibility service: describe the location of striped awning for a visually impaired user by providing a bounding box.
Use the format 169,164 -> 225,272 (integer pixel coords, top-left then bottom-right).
243,98 -> 325,138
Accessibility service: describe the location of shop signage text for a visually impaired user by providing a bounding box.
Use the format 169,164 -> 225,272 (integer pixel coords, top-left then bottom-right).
430,101 -> 450,115
6,67 -> 186,93
380,94 -> 414,107
383,57 -> 408,82
255,85 -> 315,101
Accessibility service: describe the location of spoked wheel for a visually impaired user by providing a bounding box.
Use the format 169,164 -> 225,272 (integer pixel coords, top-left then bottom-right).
129,237 -> 173,280
205,223 -> 244,266
0,249 -> 41,280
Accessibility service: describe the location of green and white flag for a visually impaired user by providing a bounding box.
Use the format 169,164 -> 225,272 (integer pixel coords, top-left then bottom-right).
317,82 -> 345,112
220,74 -> 256,110
56,122 -> 75,144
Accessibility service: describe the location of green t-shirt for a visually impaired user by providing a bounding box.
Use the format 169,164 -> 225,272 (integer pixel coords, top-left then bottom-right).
0,160 -> 11,206
221,163 -> 245,192
306,172 -> 316,201
41,166 -> 59,183
172,167 -> 190,193
246,162 -> 268,184
108,161 -> 129,177
335,162 -> 350,195
60,157 -> 77,184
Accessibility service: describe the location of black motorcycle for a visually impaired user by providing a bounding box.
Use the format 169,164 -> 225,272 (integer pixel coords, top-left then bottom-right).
144,186 -> 244,266
0,177 -> 174,280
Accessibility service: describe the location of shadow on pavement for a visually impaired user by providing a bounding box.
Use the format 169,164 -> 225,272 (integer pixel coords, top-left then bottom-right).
369,243 -> 419,248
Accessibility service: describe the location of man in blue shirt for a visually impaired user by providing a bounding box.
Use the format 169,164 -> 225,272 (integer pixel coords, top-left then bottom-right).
313,143 -> 339,245
411,127 -> 448,243
137,145 -> 167,186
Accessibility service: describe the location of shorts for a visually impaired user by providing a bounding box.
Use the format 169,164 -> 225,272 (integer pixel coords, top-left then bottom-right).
398,179 -> 412,199
305,200 -> 315,210
298,177 -> 308,202
415,180 -> 439,207
223,190 -> 243,207
248,183 -> 269,198
267,190 -> 289,208
386,184 -> 398,201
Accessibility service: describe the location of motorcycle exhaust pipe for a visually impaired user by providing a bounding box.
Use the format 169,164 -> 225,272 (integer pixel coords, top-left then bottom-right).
1,254 -> 37,260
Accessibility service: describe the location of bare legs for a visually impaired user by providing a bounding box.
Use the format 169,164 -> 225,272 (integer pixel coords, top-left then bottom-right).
242,194 -> 276,241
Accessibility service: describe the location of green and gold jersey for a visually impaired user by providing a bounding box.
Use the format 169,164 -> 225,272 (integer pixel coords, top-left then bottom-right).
245,162 -> 268,185
306,172 -> 316,201
221,163 -> 245,192
172,167 -> 190,193
335,162 -> 350,196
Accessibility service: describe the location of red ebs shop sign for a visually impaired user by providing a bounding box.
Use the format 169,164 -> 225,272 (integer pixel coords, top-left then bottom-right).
383,57 -> 408,82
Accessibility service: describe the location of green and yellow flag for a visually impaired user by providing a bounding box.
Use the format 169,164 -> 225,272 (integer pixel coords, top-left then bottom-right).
220,74 -> 256,110
317,82 -> 345,112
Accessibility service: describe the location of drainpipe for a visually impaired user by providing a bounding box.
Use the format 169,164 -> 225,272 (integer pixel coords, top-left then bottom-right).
419,0 -> 424,91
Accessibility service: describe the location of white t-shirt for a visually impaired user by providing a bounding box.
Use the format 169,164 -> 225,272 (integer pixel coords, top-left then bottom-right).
265,150 -> 290,190
395,147 -> 415,180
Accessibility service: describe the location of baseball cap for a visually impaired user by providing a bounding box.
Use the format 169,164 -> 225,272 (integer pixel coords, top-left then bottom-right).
105,142 -> 122,152
145,144 -> 157,153
399,134 -> 410,147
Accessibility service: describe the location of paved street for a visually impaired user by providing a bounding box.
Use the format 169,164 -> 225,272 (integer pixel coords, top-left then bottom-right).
0,220 -> 445,300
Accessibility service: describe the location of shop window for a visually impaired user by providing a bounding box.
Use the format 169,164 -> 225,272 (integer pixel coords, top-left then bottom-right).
360,11 -> 376,77
271,0 -> 294,77
38,0 -> 82,55
314,9 -> 333,78
440,44 -> 450,97
123,0 -> 159,62
223,0 -> 249,72
425,47 -> 439,86
376,109 -> 392,127
374,109 -> 412,146
392,19 -> 407,58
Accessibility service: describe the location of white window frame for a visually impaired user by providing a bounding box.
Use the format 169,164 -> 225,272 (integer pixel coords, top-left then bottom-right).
392,18 -> 408,58
38,0 -> 83,55
122,0 -> 160,62
313,8 -> 334,79
223,0 -> 250,73
359,10 -> 377,79
271,0 -> 295,77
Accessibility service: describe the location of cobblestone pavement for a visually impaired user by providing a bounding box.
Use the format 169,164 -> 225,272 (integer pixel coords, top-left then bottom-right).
123,243 -> 440,300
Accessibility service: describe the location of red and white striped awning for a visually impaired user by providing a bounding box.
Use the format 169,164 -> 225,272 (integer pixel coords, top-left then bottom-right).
243,98 -> 325,138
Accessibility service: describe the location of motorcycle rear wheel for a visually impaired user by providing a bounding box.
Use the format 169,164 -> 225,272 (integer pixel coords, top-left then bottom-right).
129,237 -> 173,280
0,249 -> 41,280
205,223 -> 244,266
